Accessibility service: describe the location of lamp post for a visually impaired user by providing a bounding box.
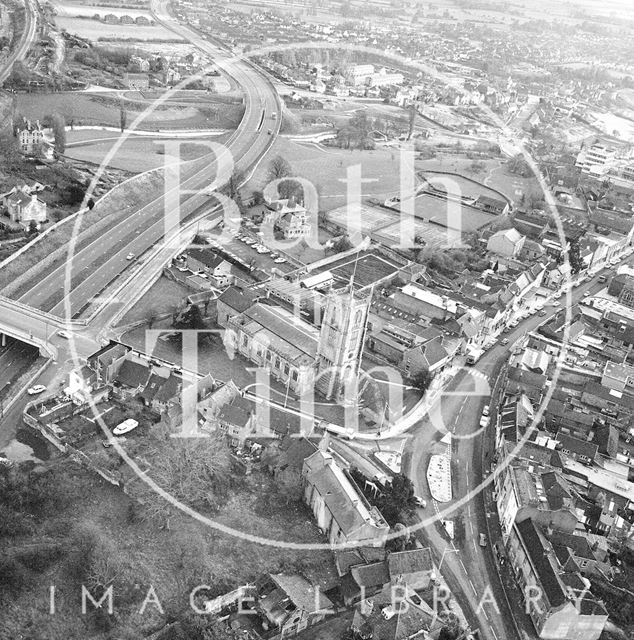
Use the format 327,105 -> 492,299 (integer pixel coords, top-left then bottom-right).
430,546 -> 460,584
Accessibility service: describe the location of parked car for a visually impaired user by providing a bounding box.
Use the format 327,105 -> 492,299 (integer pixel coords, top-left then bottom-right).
413,496 -> 427,508
479,533 -> 487,547
57,330 -> 70,339
598,275 -> 607,283
126,253 -> 135,260
538,310 -> 547,316
482,404 -> 490,417
274,257 -> 287,264
500,338 -> 509,346
27,385 -> 46,395
479,415 -> 489,428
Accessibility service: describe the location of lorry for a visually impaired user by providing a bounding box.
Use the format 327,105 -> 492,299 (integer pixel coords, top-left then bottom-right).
466,347 -> 484,365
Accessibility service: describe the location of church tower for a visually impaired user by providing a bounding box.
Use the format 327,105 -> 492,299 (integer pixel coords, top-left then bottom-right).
315,284 -> 370,400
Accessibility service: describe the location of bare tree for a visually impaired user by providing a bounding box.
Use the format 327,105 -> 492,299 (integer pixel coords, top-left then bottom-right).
267,155 -> 293,182
136,436 -> 231,527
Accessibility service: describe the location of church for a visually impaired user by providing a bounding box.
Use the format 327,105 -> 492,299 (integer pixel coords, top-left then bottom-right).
219,283 -> 371,401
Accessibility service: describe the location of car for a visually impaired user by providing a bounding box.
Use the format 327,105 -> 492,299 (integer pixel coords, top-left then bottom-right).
274,257 -> 287,264
503,327 -> 510,334
479,533 -> 487,547
538,310 -> 547,316
509,320 -> 519,328
501,338 -> 509,346
244,238 -> 256,245
27,385 -> 46,395
479,415 -> 489,428
57,330 -> 71,339
554,292 -> 562,299
267,129 -> 272,135
413,495 -> 427,508
126,253 -> 135,260
553,301 -> 561,307
598,275 -> 607,283
257,247 -> 271,254
482,404 -> 490,417
270,252 -> 279,259
113,418 -> 139,436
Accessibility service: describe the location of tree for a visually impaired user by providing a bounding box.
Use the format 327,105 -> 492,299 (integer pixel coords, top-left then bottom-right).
331,235 -> 353,254
50,113 -> 66,155
453,513 -> 465,547
267,155 -> 293,183
568,239 -> 583,274
136,437 -> 230,527
411,369 -> 433,394
27,220 -> 38,235
119,102 -> 127,132
278,178 -> 303,202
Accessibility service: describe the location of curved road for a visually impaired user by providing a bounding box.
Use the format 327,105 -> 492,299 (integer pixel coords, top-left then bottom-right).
0,0 -> 37,83
15,1 -> 280,319
403,270 -> 615,640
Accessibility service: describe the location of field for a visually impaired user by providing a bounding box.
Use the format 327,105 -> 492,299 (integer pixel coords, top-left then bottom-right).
247,138 -> 410,210
65,134 -> 229,172
16,92 -> 244,131
55,16 -> 182,41
116,276 -> 190,326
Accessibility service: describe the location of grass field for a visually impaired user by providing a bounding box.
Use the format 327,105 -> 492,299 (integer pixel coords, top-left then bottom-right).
55,16 -> 182,41
116,276 -> 190,326
247,138 -> 411,211
17,92 -> 244,131
65,135 -> 229,172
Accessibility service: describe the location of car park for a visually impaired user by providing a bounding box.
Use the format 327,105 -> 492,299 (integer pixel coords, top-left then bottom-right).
27,385 -> 46,395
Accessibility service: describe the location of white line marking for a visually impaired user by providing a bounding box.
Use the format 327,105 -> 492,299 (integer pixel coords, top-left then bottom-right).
469,579 -> 477,595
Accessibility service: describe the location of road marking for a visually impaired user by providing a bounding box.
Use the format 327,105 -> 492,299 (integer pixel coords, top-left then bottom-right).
459,558 -> 467,573
483,609 -> 490,621
468,579 -> 477,595
491,628 -> 499,640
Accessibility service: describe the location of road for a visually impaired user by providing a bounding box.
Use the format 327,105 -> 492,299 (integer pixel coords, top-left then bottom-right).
0,0 -> 37,83
15,0 -> 280,319
402,269 -> 615,640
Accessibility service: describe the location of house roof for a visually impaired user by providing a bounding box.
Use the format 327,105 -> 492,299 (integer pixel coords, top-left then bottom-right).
351,561 -> 390,588
218,403 -> 251,428
187,247 -> 225,270
277,436 -> 318,471
303,450 -> 387,538
556,432 -> 598,461
387,548 -> 434,577
334,547 -> 387,577
269,574 -> 333,613
515,519 -> 566,608
115,359 -> 151,389
218,286 -> 258,314
140,373 -> 168,403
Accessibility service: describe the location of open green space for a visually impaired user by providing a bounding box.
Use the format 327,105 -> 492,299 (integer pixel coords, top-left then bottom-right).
16,92 -> 244,131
